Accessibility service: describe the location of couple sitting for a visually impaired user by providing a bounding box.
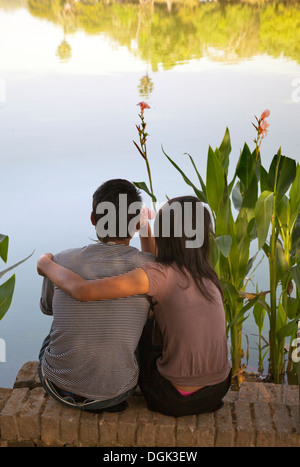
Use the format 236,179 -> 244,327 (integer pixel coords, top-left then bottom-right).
37,179 -> 231,417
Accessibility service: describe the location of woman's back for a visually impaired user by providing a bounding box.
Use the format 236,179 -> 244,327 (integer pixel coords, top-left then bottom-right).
141,262 -> 231,387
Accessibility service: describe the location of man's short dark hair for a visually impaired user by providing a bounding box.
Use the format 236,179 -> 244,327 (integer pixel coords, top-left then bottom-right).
92,179 -> 142,241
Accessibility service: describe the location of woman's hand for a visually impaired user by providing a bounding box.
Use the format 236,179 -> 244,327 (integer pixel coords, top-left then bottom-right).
137,206 -> 156,255
37,253 -> 53,276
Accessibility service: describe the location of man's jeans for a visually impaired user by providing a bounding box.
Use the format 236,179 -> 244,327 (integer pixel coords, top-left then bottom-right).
38,333 -> 136,412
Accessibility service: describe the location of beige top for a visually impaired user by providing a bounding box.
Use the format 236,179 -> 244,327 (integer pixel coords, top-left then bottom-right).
141,262 -> 231,387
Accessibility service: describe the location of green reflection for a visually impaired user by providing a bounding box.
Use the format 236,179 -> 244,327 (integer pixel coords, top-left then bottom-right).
5,0 -> 300,67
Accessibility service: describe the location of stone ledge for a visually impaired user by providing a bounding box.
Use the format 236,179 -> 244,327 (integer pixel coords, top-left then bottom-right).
0,361 -> 299,447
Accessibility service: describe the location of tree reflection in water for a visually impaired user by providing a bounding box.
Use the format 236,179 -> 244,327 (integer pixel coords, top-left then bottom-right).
23,0 -> 300,69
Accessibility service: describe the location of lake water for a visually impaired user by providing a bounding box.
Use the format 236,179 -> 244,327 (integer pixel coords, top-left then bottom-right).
0,0 -> 300,388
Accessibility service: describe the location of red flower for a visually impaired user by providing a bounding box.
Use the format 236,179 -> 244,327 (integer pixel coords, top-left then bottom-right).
137,101 -> 150,113
259,119 -> 269,138
260,109 -> 270,120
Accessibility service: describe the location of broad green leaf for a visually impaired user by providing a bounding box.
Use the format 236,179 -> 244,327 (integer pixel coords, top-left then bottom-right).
260,165 -> 271,193
232,182 -> 243,211
161,147 -> 206,202
276,196 -> 288,232
228,294 -> 260,330
276,317 -> 299,342
241,173 -> 258,212
290,264 -> 300,292
0,235 -> 9,263
236,235 -> 251,288
255,190 -> 274,249
254,149 -> 262,181
221,279 -> 241,321
276,301 -> 287,339
236,207 -> 249,243
291,214 -> 300,259
206,146 -> 225,213
236,143 -> 255,190
133,181 -> 157,204
0,274 -> 15,320
218,127 -> 231,175
289,163 -> 300,228
215,235 -> 232,258
269,151 -> 296,199
215,187 -> 234,237
247,217 -> 257,241
246,252 -> 258,275
276,240 -> 289,285
253,297 -> 266,333
231,208 -> 251,285
286,297 -> 299,320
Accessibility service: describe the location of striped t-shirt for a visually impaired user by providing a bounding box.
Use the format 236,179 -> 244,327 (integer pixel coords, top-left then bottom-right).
40,242 -> 154,401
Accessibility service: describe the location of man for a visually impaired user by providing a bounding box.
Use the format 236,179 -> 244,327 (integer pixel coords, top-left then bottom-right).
38,179 -> 154,413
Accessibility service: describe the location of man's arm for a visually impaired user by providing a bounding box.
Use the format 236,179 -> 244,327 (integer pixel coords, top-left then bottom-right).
37,254 -> 150,302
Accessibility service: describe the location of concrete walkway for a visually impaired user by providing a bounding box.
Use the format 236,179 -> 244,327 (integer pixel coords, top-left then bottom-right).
0,361 -> 299,447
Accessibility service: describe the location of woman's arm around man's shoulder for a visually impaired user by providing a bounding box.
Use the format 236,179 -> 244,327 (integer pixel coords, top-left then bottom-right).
37,253 -> 150,302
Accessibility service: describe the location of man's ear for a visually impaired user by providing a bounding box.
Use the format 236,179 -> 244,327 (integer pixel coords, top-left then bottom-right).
91,212 -> 96,226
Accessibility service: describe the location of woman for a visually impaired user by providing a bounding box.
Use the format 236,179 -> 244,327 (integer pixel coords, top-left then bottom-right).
37,196 -> 231,416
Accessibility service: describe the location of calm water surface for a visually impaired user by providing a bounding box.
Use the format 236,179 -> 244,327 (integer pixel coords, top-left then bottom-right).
0,0 -> 300,387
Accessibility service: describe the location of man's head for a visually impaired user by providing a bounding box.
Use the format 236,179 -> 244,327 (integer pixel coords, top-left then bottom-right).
91,179 -> 142,243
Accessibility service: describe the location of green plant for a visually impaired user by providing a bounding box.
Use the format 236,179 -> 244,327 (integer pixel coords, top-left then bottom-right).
133,101 -> 157,211
132,103 -> 300,383
162,127 -> 265,382
0,234 -> 33,321
255,154 -> 300,382
253,285 -> 269,372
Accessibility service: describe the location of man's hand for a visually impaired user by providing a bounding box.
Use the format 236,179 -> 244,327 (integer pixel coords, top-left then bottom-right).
37,253 -> 53,276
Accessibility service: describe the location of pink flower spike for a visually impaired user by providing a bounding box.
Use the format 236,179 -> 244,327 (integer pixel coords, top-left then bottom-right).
260,120 -> 269,131
258,119 -> 269,138
137,101 -> 151,113
260,109 -> 270,120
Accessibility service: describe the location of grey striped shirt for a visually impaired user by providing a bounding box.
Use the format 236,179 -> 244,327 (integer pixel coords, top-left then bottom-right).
40,242 -> 154,401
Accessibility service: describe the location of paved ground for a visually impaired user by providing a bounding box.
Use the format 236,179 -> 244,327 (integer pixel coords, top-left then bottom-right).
0,361 -> 299,447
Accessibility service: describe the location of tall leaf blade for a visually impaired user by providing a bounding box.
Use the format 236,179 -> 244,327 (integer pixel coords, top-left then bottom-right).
255,190 -> 274,249
133,181 -> 157,204
184,153 -> 207,200
161,147 -> 206,202
0,250 -> 35,279
206,146 -> 225,213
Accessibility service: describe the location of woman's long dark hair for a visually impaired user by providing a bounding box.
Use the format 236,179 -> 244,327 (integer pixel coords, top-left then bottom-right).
154,196 -> 223,302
